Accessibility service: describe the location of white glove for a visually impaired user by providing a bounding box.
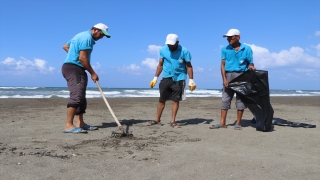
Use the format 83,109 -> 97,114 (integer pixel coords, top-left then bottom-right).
150,77 -> 158,88
188,79 -> 196,91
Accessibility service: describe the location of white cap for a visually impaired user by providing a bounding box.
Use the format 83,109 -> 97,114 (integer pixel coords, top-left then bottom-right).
223,29 -> 240,37
165,34 -> 179,45
93,23 -> 111,38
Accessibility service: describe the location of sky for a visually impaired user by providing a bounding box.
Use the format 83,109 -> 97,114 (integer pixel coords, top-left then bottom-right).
0,0 -> 319,90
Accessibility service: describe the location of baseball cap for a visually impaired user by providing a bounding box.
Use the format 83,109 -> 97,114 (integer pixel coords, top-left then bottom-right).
93,23 -> 111,38
165,34 -> 178,45
223,29 -> 240,37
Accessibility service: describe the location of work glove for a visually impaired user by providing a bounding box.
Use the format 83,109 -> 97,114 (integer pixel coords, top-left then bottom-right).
188,79 -> 196,91
150,77 -> 158,88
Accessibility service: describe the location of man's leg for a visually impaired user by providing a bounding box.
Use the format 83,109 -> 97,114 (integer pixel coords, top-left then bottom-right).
167,79 -> 184,128
75,97 -> 87,128
65,107 -> 77,130
153,78 -> 171,124
236,109 -> 244,127
155,101 -> 166,122
76,114 -> 85,127
62,64 -> 88,131
62,64 -> 78,131
216,84 -> 233,128
170,101 -> 179,123
169,101 -> 181,128
235,94 -> 245,130
220,109 -> 228,127
76,113 -> 98,130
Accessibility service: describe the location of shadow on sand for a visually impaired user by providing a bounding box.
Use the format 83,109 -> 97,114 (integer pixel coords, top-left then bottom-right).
96,118 -> 213,129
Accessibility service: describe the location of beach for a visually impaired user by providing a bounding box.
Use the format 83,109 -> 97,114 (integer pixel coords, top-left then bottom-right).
0,97 -> 319,180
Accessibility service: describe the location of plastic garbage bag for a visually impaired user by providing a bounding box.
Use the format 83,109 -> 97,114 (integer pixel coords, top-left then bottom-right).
228,70 -> 274,132
272,118 -> 316,128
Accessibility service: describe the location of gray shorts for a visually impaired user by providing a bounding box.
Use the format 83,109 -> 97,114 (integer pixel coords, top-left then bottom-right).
221,72 -> 246,110
159,78 -> 185,102
62,63 -> 88,115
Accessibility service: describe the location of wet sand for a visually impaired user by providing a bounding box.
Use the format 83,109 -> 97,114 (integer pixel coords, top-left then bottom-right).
0,97 -> 319,180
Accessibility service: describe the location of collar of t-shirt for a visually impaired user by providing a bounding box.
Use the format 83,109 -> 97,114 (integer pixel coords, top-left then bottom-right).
227,43 -> 245,51
167,45 -> 182,53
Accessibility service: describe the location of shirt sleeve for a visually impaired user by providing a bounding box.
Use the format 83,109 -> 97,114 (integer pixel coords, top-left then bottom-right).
160,48 -> 164,58
221,47 -> 226,60
247,47 -> 253,64
79,37 -> 93,50
183,50 -> 192,62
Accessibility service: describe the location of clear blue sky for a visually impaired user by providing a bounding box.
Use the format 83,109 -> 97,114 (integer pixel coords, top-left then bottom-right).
1,0 -> 319,90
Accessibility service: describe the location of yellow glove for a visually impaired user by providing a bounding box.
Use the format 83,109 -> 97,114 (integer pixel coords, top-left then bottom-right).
188,79 -> 196,91
150,77 -> 158,88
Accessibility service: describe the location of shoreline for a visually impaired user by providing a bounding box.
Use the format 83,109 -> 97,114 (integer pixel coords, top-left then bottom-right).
1,87 -> 319,99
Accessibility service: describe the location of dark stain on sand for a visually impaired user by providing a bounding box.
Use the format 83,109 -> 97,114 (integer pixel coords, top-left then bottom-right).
0,129 -> 202,162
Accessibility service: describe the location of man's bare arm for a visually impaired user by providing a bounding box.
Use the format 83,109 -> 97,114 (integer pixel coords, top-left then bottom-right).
79,50 -> 95,74
154,58 -> 164,77
186,62 -> 194,79
220,60 -> 228,87
149,58 -> 164,88
79,50 -> 99,82
62,44 -> 69,53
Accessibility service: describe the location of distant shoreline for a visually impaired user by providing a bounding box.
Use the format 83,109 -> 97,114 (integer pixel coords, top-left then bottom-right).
1,86 -> 319,91
0,87 -> 319,98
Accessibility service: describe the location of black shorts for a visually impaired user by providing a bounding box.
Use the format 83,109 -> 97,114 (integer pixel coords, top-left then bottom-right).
159,78 -> 185,102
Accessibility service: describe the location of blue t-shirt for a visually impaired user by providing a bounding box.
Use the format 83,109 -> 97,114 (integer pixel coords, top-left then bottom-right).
221,43 -> 253,72
64,30 -> 96,67
160,45 -> 191,81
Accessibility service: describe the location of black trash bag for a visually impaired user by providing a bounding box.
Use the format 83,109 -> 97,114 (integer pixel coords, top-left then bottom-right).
228,70 -> 274,132
272,118 -> 316,128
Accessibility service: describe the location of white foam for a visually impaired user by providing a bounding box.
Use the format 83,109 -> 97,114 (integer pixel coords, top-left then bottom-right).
0,86 -> 40,90
137,90 -> 159,95
86,90 -> 102,95
55,95 -> 71,98
124,90 -> 137,93
58,90 -> 70,93
103,91 -> 122,95
0,87 -> 319,98
0,95 -> 51,98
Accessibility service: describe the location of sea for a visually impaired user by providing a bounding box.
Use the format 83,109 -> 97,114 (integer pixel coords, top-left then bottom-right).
0,87 -> 319,98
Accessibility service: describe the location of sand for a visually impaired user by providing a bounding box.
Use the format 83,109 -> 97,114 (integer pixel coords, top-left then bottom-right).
0,97 -> 319,180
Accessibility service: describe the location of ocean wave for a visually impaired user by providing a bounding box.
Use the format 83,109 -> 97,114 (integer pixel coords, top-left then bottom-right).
0,87 -> 319,98
0,95 -> 52,98
0,86 -> 40,90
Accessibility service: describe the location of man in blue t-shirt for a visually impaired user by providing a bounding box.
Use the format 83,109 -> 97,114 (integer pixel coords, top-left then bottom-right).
210,29 -> 255,130
147,34 -> 196,128
61,23 -> 111,133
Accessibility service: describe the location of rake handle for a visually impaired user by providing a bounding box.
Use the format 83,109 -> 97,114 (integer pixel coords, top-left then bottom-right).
95,81 -> 122,128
